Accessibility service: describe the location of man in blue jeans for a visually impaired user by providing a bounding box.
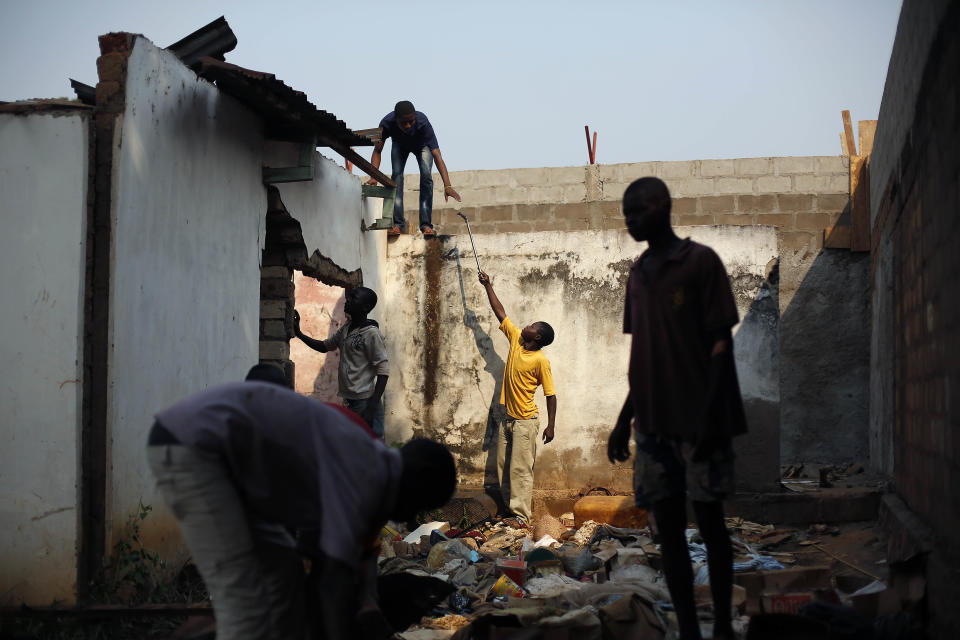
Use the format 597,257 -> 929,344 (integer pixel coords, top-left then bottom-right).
367,100 -> 461,237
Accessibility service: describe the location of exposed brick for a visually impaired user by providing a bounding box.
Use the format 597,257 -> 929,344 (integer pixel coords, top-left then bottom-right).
260,300 -> 288,320
738,195 -> 777,213
261,320 -> 288,339
716,177 -> 754,194
476,205 -> 515,223
96,53 -> 127,82
261,278 -> 294,299
496,221 -> 535,233
700,159 -> 735,177
259,340 -> 290,361
734,157 -> 773,176
756,176 -> 793,193
674,214 -> 714,226
672,198 -> 698,215
795,212 -> 841,230
95,81 -> 122,105
817,193 -> 850,211
717,213 -> 756,226
778,194 -> 815,211
700,195 -> 736,213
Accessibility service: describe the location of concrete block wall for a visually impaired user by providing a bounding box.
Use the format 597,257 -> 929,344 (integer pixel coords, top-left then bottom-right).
394,155 -> 867,465
870,1 -> 960,636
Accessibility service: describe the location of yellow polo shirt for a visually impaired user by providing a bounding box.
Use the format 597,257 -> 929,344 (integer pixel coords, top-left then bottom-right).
499,317 -> 556,419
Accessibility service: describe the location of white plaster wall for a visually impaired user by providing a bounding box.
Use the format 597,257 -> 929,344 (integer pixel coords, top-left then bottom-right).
108,37 -> 266,548
0,111 -> 88,603
382,226 -> 777,493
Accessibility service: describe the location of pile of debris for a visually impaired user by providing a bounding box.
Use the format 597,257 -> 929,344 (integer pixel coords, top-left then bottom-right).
374,495 -> 907,640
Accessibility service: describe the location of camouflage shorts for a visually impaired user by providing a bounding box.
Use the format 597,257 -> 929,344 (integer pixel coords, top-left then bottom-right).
632,433 -> 735,508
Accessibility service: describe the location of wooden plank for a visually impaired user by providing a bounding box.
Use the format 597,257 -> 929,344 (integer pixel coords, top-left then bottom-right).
318,136 -> 395,188
353,127 -> 383,143
850,155 -> 870,251
842,110 -> 857,157
858,120 -> 877,157
839,132 -> 849,155
824,224 -> 852,249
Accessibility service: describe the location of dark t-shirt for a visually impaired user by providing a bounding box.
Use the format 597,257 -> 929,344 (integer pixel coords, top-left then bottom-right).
153,382 -> 402,567
379,110 -> 439,153
624,239 -> 745,439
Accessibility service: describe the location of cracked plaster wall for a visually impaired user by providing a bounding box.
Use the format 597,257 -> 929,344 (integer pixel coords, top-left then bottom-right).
382,226 -> 778,495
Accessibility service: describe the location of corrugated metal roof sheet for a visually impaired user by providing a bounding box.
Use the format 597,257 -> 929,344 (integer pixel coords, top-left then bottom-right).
196,57 -> 374,148
167,16 -> 237,68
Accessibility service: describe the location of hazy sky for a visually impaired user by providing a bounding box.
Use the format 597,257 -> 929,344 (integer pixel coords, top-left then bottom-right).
2,0 -> 902,171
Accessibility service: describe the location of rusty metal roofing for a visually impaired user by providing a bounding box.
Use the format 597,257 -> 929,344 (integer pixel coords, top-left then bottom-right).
196,57 -> 374,148
167,16 -> 237,68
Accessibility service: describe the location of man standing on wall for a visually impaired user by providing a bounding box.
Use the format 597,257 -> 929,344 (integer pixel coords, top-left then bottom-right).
608,177 -> 747,640
478,270 -> 557,525
367,100 -> 461,237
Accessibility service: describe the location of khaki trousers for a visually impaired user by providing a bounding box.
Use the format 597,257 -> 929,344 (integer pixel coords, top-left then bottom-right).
147,445 -> 304,640
497,415 -> 539,523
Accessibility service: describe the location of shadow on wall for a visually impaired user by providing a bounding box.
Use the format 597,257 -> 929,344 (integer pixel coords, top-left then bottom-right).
448,247 -> 508,513
732,263 -> 781,492
779,246 -> 870,464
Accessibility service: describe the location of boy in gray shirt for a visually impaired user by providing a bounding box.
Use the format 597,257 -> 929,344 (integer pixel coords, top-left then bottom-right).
295,286 -> 389,437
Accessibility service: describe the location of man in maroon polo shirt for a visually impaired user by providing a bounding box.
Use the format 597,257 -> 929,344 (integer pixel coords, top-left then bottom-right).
608,177 -> 747,640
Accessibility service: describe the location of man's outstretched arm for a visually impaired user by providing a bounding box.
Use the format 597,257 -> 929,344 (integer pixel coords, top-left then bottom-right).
478,271 -> 506,324
293,310 -> 329,353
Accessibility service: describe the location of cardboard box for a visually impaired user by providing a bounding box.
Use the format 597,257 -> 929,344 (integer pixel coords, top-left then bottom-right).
736,565 -> 832,616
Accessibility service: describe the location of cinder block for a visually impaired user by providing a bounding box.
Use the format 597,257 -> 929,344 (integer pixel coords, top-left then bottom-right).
779,230 -> 822,253
496,221 -> 535,233
795,212 -> 840,230
619,162 -> 660,182
262,320 -> 288,339
755,213 -> 795,228
261,266 -> 292,280
96,52 -> 127,82
553,202 -> 592,221
512,167 -> 549,186
261,300 -> 287,319
516,204 -> 553,222
775,157 -> 816,175
601,217 -> 627,230
738,195 -> 777,213
561,216 -> 594,231
526,185 -> 565,203
816,156 -> 849,174
477,205 -> 515,223
602,181 -> 628,201
667,178 -> 715,197
700,195 -> 736,213
794,175 -> 849,193
600,200 -> 622,218
549,166 -> 588,185
716,177 -> 754,194
259,340 -> 290,361
672,198 -> 698,214
735,158 -> 774,176
492,186 -> 523,205
778,194 -> 815,212
598,164 -> 621,183
261,278 -> 294,299
717,213 -> 756,226
817,193 -> 849,211
466,221 -> 497,234
661,161 -> 696,179
700,159 -> 735,177
476,170 -> 511,187
756,176 -> 793,193
561,184 -> 587,203
674,214 -> 714,226
448,170 -> 475,188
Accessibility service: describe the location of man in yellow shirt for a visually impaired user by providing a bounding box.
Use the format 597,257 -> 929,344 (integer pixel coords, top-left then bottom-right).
478,271 -> 557,524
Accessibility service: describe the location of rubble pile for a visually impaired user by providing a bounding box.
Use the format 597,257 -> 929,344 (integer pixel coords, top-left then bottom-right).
376,505 -> 904,639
